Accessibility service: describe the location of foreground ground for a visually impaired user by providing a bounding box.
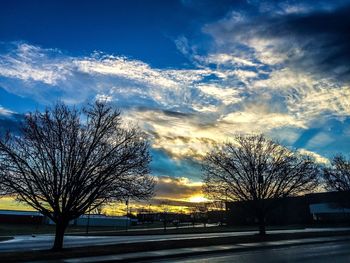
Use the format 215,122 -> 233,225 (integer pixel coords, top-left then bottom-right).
152,239 -> 350,263
0,227 -> 350,262
2,227 -> 350,252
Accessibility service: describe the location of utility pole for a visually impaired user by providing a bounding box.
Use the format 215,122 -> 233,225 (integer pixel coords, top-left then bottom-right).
86,208 -> 91,234
225,188 -> 229,225
125,197 -> 129,232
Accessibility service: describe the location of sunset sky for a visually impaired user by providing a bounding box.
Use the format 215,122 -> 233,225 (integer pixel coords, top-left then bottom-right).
0,0 -> 350,211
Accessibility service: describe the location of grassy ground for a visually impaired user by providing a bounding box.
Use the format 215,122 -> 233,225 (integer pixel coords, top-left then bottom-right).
0,237 -> 12,242
1,229 -> 350,262
0,223 -> 127,236
0,221 -> 191,236
1,222 -> 348,236
76,224 -> 307,236
0,222 -> 307,236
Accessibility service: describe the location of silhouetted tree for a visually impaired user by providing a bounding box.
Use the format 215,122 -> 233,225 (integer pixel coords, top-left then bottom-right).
323,155 -> 350,191
202,134 -> 319,235
160,200 -> 170,231
0,102 -> 154,250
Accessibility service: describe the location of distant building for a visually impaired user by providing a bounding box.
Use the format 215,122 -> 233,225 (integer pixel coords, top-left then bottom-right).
226,191 -> 350,226
308,191 -> 350,223
0,210 -> 44,224
0,210 -> 132,227
74,214 -> 131,227
137,212 -> 192,224
46,214 -> 132,227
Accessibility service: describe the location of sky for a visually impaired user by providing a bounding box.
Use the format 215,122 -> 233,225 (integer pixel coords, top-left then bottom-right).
0,0 -> 350,210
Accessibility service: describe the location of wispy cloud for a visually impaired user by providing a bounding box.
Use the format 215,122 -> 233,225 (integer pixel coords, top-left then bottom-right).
0,105 -> 15,117
0,44 -> 70,85
298,148 -> 329,165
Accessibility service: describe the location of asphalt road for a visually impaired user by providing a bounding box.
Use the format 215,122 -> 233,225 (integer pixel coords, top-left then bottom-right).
0,227 -> 349,252
154,239 -> 350,263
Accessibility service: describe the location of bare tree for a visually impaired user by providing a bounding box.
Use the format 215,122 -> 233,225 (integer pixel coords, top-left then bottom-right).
0,102 -> 154,250
202,134 -> 319,235
323,155 -> 350,192
93,203 -> 105,215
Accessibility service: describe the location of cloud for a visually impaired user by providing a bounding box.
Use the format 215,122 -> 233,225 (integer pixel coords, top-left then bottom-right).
305,132 -> 334,149
1,1 -> 349,206
220,110 -> 306,130
0,43 -> 212,108
204,53 -> 259,67
0,33 -> 349,187
0,43 -> 70,85
124,108 -> 226,160
3,42 -> 347,138
0,106 -> 15,117
253,69 -> 350,121
196,84 -> 242,105
204,3 -> 350,81
154,176 -> 202,201
150,148 -> 203,180
298,148 -> 329,165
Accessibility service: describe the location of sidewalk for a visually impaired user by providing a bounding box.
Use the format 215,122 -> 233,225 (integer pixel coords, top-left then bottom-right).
30,235 -> 350,263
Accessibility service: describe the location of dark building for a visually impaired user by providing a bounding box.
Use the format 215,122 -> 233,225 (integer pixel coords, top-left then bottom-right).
226,191 -> 350,226
0,210 -> 134,226
0,210 -> 44,224
137,212 -> 192,224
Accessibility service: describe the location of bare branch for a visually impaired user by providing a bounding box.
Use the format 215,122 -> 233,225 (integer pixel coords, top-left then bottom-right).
202,134 -> 319,235
0,101 -> 154,249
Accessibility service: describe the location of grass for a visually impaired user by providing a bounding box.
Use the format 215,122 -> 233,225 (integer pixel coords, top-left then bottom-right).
75,224 -> 307,236
0,236 -> 12,242
1,229 -> 350,262
0,223 -> 127,236
0,222 -> 307,236
0,222 -> 346,237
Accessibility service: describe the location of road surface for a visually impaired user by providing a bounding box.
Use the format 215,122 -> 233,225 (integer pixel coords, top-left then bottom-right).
153,239 -> 350,263
0,227 -> 349,252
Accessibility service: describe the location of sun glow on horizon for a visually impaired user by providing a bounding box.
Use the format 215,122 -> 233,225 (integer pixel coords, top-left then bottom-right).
187,195 -> 209,203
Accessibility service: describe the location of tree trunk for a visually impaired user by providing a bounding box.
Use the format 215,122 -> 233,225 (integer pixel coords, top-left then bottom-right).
258,213 -> 266,236
52,219 -> 68,251
258,222 -> 266,235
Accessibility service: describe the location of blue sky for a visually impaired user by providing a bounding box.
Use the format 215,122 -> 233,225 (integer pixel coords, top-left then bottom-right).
1,0 -> 350,202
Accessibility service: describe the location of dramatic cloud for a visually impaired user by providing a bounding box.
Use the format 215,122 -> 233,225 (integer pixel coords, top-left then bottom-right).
0,40 -> 340,170
204,1 -> 350,81
1,1 -> 349,194
154,176 -> 202,201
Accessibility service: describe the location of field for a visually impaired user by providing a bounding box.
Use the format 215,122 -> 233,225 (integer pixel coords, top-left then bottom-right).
0,222 -> 307,236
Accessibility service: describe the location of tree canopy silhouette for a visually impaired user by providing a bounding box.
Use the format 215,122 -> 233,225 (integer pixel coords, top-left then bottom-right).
0,102 -> 154,250
202,134 -> 319,235
323,155 -> 350,191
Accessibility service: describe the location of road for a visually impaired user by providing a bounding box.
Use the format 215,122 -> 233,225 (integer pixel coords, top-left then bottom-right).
0,227 -> 349,252
153,239 -> 350,263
